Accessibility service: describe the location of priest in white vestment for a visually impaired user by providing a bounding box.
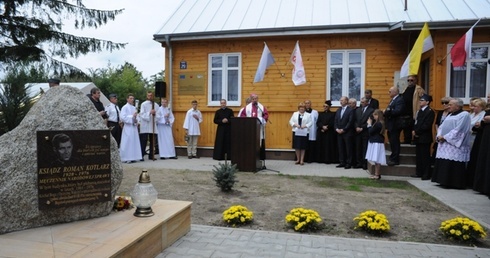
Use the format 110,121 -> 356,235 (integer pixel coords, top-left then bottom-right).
139,91 -> 160,160
120,94 -> 142,163
239,93 -> 269,161
156,99 -> 177,159
432,98 -> 471,189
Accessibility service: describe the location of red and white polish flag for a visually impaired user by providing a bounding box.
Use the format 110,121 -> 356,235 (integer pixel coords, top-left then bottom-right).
450,20 -> 480,68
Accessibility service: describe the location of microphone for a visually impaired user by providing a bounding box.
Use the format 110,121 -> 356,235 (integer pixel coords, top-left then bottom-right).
254,102 -> 265,124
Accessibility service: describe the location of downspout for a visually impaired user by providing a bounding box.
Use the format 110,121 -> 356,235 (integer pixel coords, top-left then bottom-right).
165,35 -> 173,109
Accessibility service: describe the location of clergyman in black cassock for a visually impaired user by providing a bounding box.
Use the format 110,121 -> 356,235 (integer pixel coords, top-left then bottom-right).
213,99 -> 234,160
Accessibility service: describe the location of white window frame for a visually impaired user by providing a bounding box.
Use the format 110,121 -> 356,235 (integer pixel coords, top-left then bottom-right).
446,43 -> 490,103
207,53 -> 242,106
326,49 -> 366,107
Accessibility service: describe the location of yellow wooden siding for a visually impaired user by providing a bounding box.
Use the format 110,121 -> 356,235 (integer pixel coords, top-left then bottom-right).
164,29 -> 490,149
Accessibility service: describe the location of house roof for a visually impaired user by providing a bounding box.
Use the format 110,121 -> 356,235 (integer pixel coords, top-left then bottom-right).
154,0 -> 490,43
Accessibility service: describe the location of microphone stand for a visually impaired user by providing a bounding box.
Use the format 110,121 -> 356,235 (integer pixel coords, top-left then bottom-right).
151,99 -> 156,161
253,103 -> 279,174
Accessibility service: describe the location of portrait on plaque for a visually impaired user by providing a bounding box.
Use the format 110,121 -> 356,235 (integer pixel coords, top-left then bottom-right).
37,130 -> 112,210
50,133 -> 75,166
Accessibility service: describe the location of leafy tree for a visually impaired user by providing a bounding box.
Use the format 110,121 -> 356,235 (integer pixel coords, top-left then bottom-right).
0,0 -> 126,76
89,62 -> 148,106
0,64 -> 46,135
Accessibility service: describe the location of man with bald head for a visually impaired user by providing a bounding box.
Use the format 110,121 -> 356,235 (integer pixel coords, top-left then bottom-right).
240,93 -> 269,164
334,96 -> 355,169
432,98 -> 471,189
384,87 -> 405,166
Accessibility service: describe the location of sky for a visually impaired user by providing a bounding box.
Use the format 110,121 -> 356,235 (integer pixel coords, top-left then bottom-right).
62,0 -> 184,79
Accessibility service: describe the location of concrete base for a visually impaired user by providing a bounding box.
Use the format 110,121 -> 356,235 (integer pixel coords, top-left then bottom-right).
176,146 -> 296,160
0,199 -> 192,258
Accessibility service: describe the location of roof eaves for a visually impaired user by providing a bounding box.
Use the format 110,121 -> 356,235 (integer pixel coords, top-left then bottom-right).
401,18 -> 490,30
154,18 -> 490,45
154,22 -> 398,44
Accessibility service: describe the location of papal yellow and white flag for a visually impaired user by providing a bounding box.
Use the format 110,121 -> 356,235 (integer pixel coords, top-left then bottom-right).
400,23 -> 434,77
290,41 -> 306,86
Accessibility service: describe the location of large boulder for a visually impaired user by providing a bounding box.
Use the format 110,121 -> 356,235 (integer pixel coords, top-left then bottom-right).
0,86 -> 123,234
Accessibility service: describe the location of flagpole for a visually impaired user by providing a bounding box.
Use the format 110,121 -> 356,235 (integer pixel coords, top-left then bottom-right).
437,19 -> 481,64
274,62 -> 285,78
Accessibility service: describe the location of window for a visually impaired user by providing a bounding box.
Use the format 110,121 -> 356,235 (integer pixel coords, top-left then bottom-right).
447,43 -> 490,102
327,50 -> 365,106
208,53 -> 241,106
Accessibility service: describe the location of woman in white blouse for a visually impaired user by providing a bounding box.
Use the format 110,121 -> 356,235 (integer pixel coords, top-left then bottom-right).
289,102 -> 312,165
469,98 -> 486,147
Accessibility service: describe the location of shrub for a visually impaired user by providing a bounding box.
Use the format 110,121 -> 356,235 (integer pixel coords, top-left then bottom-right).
222,205 -> 253,227
285,207 -> 323,232
212,159 -> 238,192
440,217 -> 487,243
353,210 -> 390,234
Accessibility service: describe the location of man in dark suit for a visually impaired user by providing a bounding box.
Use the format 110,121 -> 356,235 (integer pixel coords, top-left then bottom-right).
411,94 -> 435,180
348,98 -> 358,166
365,89 -> 379,110
354,97 -> 374,169
335,96 -> 355,169
384,87 -> 405,166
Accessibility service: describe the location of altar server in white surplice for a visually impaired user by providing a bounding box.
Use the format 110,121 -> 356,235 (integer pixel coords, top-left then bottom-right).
156,98 -> 177,159
120,94 -> 142,163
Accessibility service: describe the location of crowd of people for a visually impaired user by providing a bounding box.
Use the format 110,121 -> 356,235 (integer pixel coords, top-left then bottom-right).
282,74 -> 490,199
75,77 -> 490,198
99,90 -> 269,165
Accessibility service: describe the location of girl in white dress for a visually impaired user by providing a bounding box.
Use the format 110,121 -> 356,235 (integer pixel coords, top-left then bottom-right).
365,109 -> 387,179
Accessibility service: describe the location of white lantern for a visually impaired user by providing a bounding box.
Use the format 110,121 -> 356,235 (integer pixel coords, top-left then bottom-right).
131,170 -> 158,217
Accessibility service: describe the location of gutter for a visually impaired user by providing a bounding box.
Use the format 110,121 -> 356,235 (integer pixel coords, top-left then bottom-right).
164,35 -> 173,110
153,22 -> 397,42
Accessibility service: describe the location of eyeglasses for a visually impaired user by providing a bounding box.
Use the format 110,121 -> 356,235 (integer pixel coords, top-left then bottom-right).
407,79 -> 414,82
441,101 -> 449,105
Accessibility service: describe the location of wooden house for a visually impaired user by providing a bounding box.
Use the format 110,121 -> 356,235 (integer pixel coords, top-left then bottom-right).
153,0 -> 490,157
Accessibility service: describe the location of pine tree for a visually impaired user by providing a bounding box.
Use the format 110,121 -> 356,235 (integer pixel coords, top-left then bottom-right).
0,0 -> 126,76
0,64 -> 47,135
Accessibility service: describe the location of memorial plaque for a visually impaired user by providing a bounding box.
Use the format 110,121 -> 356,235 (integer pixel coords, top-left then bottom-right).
37,130 -> 111,210
178,72 -> 205,95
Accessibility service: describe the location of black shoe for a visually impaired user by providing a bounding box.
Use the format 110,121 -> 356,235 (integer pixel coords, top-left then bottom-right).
160,157 -> 166,160
169,156 -> 178,159
362,166 -> 368,170
387,161 -> 399,166
193,156 -> 199,159
354,165 -> 363,169
188,156 -> 192,159
139,159 -> 144,162
336,164 -> 346,168
421,177 -> 431,181
410,174 -> 422,178
344,165 -> 351,169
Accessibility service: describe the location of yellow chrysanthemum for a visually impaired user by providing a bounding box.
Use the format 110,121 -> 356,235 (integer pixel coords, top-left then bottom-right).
353,210 -> 390,234
222,205 -> 254,226
440,217 -> 487,242
285,207 -> 323,232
